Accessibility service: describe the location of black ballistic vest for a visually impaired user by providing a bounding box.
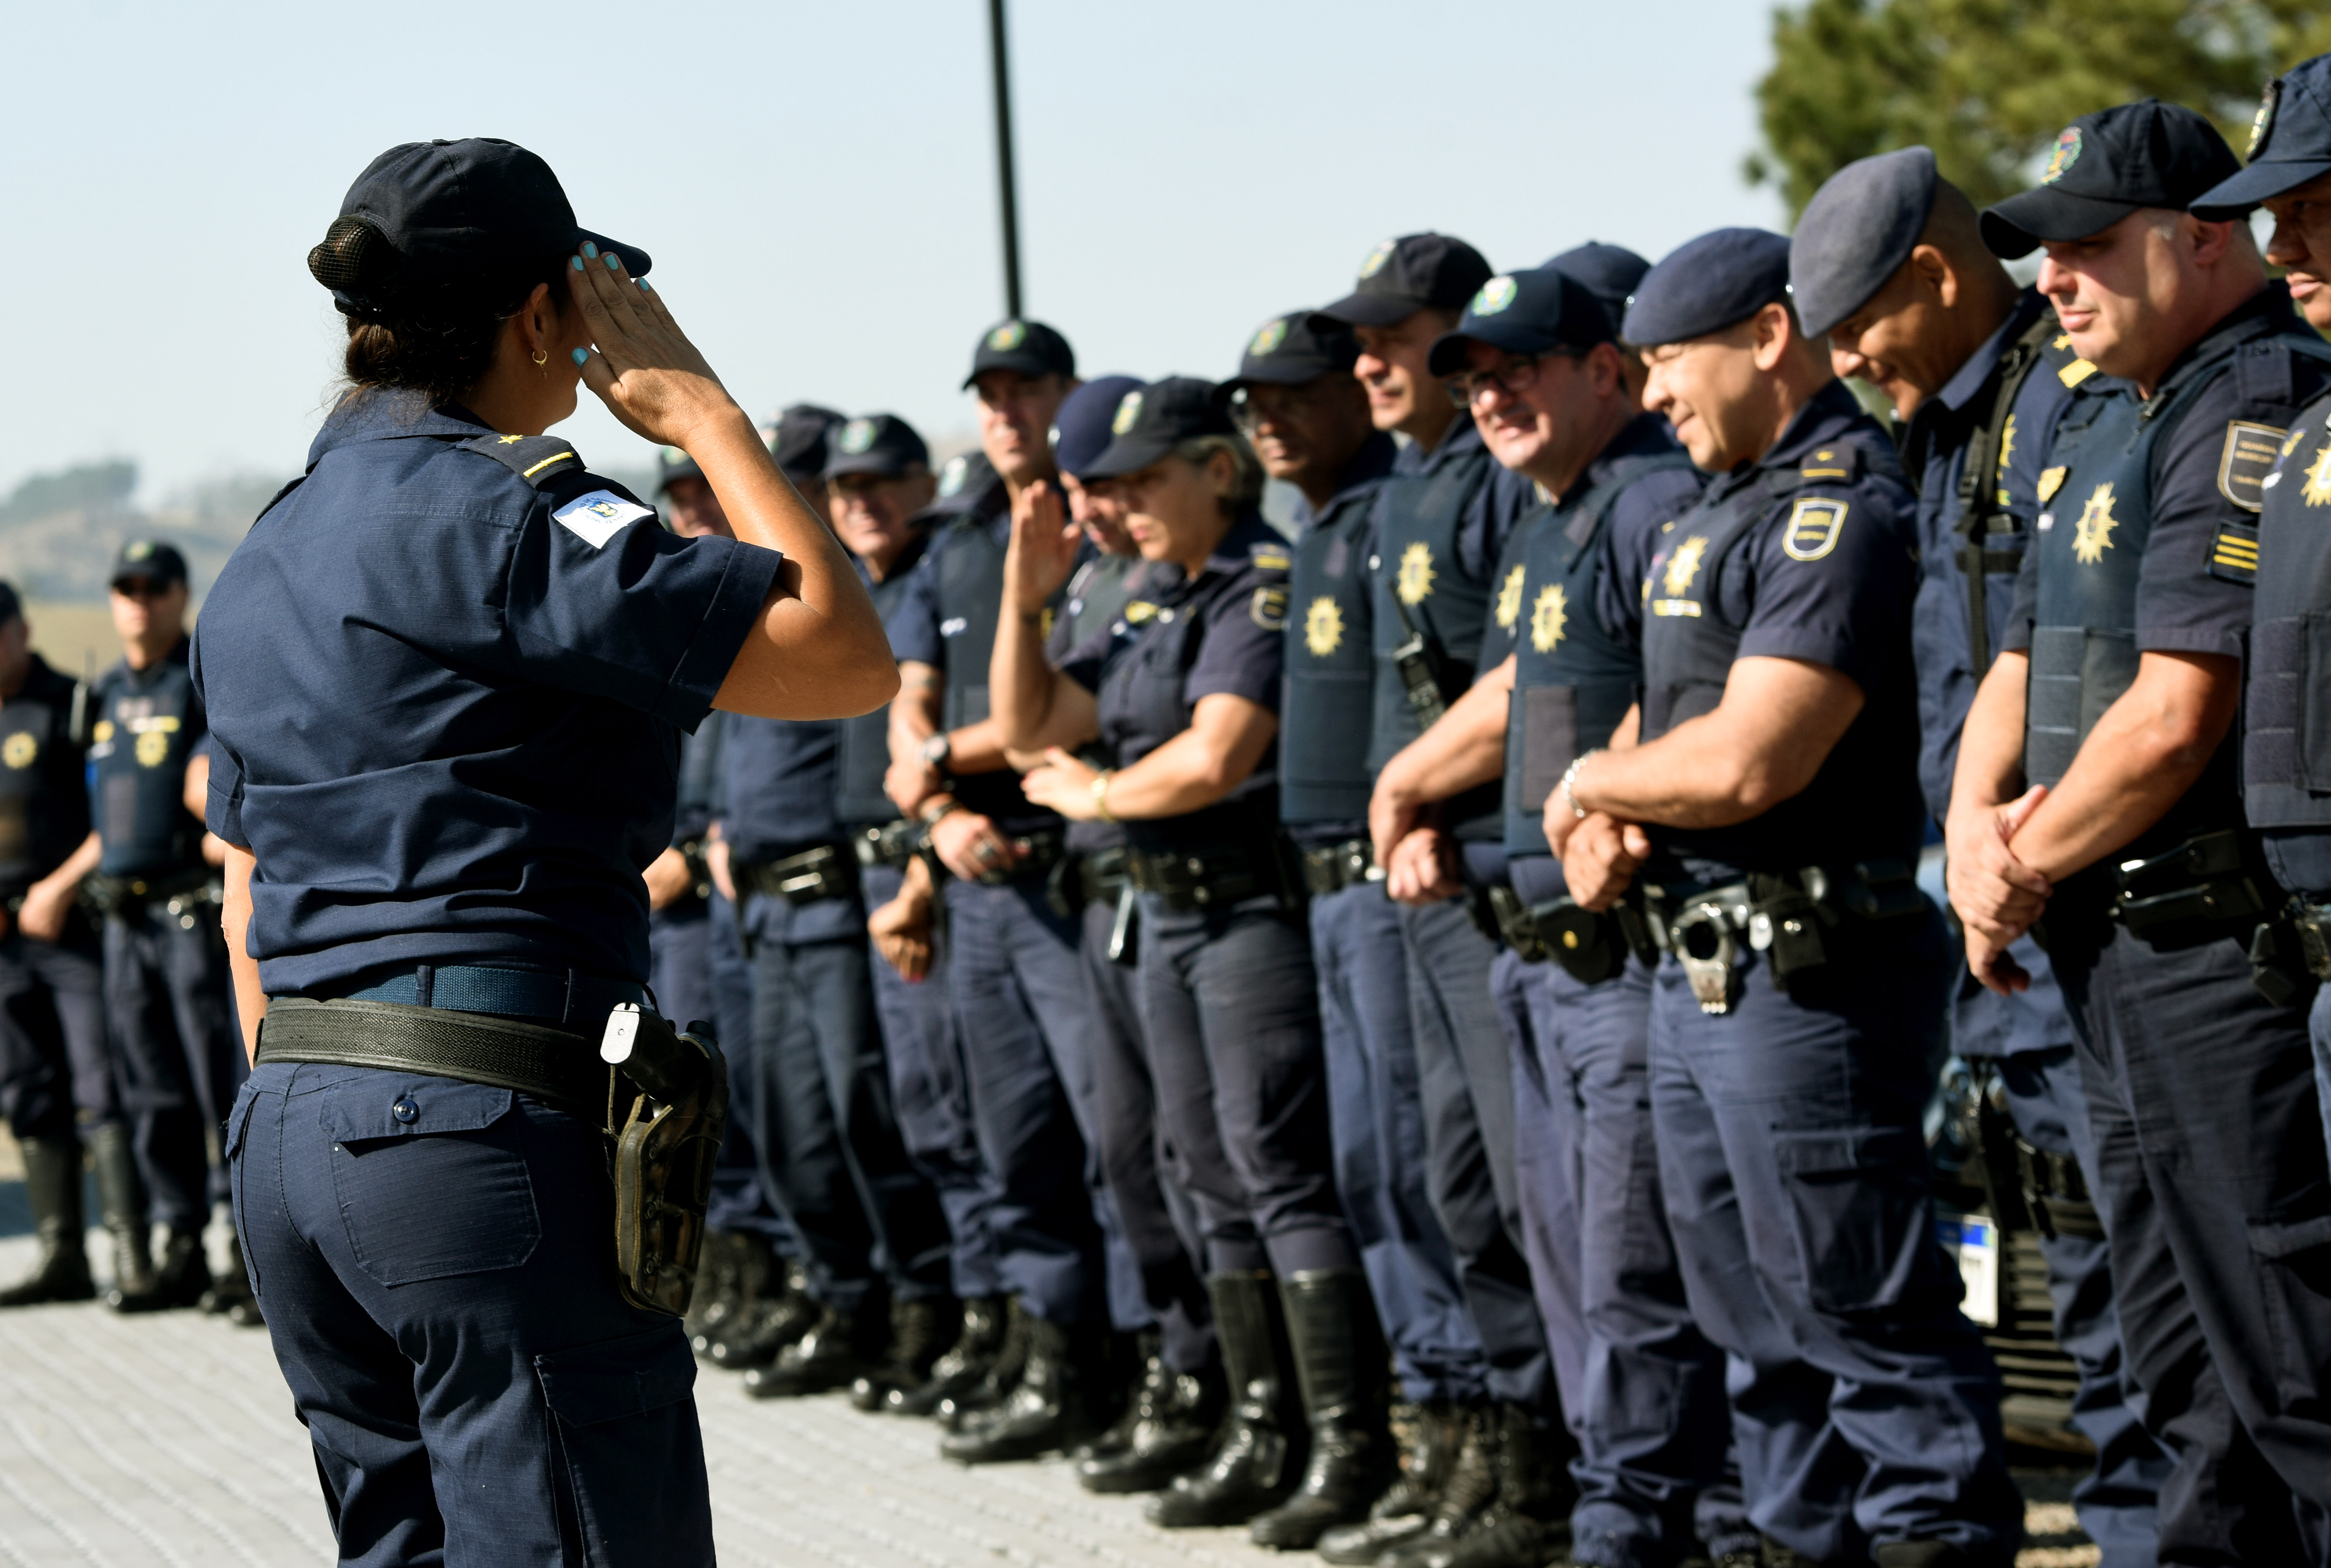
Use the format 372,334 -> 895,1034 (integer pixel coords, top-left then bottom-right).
834,534 -> 931,829
1365,444 -> 1496,775
2246,394 -> 2331,831
1505,452 -> 1695,857
1282,482 -> 1379,823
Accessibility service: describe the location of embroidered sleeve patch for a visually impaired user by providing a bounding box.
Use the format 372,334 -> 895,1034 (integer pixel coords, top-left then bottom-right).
2208,522 -> 2259,584
1251,586 -> 1289,630
553,490 -> 653,548
1781,498 -> 1848,561
2218,421 -> 2288,512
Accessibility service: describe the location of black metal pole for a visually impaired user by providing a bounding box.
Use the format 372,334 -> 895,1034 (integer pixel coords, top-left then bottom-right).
987,0 -> 1024,318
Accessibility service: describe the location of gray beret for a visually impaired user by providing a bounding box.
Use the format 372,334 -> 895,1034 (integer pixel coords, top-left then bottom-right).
1790,147 -> 1939,340
1622,228 -> 1794,348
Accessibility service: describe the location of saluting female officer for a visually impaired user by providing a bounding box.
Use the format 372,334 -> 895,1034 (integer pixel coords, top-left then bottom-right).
989,379 -> 1388,1548
191,139 -> 894,1565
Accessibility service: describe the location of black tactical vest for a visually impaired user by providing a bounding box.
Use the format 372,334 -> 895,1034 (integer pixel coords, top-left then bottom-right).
2025,330 -> 2331,853
834,534 -> 931,829
1506,452 -> 1695,857
1365,443 -> 1496,774
1282,483 -> 1379,823
2247,395 -> 2331,831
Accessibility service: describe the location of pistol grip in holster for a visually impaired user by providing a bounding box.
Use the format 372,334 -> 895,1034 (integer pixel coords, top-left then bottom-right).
604,1009 -> 729,1318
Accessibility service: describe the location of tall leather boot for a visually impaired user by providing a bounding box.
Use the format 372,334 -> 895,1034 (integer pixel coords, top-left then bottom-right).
198,1219 -> 264,1327
87,1121 -> 153,1305
0,1135 -> 94,1305
1145,1271 -> 1303,1528
934,1296 -> 1033,1430
116,1225 -> 210,1313
1317,1400 -> 1466,1564
852,1295 -> 959,1411
1249,1269 -> 1395,1548
1390,1402 -> 1575,1568
939,1313 -> 1090,1463
1076,1340 -> 1227,1494
888,1293 -> 1007,1416
1378,1405 -> 1501,1568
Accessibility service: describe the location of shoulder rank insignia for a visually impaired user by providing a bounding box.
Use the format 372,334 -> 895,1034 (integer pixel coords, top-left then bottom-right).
462,433 -> 584,487
2058,358 -> 2098,388
2218,421 -> 2288,513
2209,522 -> 2259,584
1798,447 -> 1857,482
1781,497 -> 1848,561
1251,547 -> 1291,574
553,490 -> 654,549
1251,586 -> 1289,630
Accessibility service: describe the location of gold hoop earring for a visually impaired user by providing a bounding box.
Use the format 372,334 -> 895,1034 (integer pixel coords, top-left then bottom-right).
531,349 -> 549,366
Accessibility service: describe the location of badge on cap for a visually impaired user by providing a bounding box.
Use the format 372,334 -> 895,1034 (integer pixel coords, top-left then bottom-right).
660,446 -> 687,464
1781,498 -> 1848,562
1474,276 -> 1518,316
939,454 -> 970,497
1112,390 -> 1144,436
839,418 -> 877,455
988,321 -> 1028,351
126,541 -> 153,562
1249,318 -> 1290,358
1358,239 -> 1397,280
2251,79 -> 2282,158
554,489 -> 653,549
2042,127 -> 2082,185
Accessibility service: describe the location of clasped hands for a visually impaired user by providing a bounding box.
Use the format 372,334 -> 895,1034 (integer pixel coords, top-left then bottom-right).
1943,785 -> 2051,997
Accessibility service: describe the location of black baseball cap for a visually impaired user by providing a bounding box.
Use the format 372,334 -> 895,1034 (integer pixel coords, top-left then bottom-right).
1981,100 -> 2241,258
2195,54 -> 2331,217
963,319 -> 1076,389
823,415 -> 930,481
0,583 -> 21,627
1052,375 -> 1146,478
654,445 -> 702,495
1623,229 -> 1795,348
1313,233 -> 1495,329
111,540 -> 188,589
909,449 -> 1002,527
1217,312 -> 1360,397
1545,243 -> 1653,338
1079,378 -> 1237,479
307,138 -> 649,321
766,404 -> 845,482
1426,263 -> 1616,376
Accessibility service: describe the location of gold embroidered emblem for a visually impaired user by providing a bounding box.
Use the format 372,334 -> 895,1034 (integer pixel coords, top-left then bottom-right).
1495,565 -> 1526,629
2072,483 -> 2118,564
92,720 -> 113,745
1123,600 -> 1157,624
1663,536 -> 1708,597
1997,415 -> 2017,480
2306,444 -> 2331,509
1530,584 -> 1568,653
1,733 -> 34,770
1396,541 -> 1436,605
1305,596 -> 1344,657
135,729 -> 170,768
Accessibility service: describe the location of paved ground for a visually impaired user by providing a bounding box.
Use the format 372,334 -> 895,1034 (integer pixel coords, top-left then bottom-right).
0,1214 -> 2100,1567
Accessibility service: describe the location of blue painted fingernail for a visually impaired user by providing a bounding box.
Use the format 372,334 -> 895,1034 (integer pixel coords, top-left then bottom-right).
571,256 -> 584,272
605,254 -> 620,272
638,279 -> 651,292
581,241 -> 598,259
571,348 -> 588,366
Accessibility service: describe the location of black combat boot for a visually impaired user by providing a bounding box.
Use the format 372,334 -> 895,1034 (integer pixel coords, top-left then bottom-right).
934,1296 -> 1033,1430
938,1313 -> 1091,1463
888,1293 -> 1007,1416
684,1229 -> 741,1356
1075,1329 -> 1161,1463
1076,1339 -> 1228,1494
197,1222 -> 264,1326
1317,1400 -> 1465,1564
1248,1269 -> 1395,1548
115,1225 -> 209,1313
1145,1271 -> 1303,1529
1377,1404 -> 1500,1568
743,1296 -> 887,1398
0,1136 -> 94,1306
711,1257 -> 816,1369
851,1295 -> 959,1411
1391,1402 -> 1576,1568
87,1122 -> 153,1305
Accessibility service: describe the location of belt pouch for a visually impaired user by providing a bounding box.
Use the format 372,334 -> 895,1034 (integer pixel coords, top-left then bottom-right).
1532,897 -> 1623,985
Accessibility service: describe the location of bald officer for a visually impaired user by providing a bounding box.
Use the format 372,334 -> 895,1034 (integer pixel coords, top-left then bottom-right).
1793,149 -> 2167,1565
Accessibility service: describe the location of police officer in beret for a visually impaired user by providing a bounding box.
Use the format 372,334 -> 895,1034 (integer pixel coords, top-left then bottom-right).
1555,227 -> 2020,1567
1951,99 -> 2331,1554
1322,233 -> 1563,1564
1795,145 -> 2168,1565
196,137 -> 897,1561
1222,305 -> 1489,1552
1368,254 -> 1746,1568
719,413 -> 956,1403
994,377 -> 1392,1544
0,582 -> 131,1310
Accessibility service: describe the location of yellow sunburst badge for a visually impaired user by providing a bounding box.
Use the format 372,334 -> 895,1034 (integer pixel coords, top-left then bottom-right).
2305,444 -> 2331,508
1663,536 -> 1708,597
1,733 -> 34,770
2072,483 -> 2118,564
1997,415 -> 2017,481
92,720 -> 114,745
135,729 -> 171,768
1496,565 -> 1525,629
1305,596 -> 1344,657
1530,584 -> 1568,653
1396,541 -> 1437,605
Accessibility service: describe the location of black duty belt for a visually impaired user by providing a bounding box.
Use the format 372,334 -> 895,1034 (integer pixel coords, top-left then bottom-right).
255,997 -> 609,1118
1640,860 -> 1924,1014
1080,846 -> 1131,906
740,843 -> 859,904
84,867 -> 219,920
1488,885 -> 1652,987
851,820 -> 921,873
1128,842 -> 1279,913
2110,829 -> 2268,947
975,828 -> 1069,888
1297,839 -> 1377,897
337,963 -> 648,1028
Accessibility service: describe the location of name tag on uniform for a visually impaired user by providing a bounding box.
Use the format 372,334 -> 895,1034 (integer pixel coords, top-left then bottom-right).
554,490 -> 652,548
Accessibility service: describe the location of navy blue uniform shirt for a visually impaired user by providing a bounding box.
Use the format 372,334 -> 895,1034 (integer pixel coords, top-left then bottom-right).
90,638 -> 207,878
0,655 -> 92,899
193,391 -> 780,995
1283,433 -> 1399,846
671,711 -> 725,851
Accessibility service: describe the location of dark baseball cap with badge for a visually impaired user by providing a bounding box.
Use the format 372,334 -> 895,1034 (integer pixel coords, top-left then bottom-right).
111,540 -> 189,590
1078,378 -> 1238,479
306,138 -> 650,321
767,404 -> 846,483
1217,313 -> 1360,399
653,445 -> 702,495
1312,234 -> 1495,329
1053,375 -> 1146,478
823,415 -> 931,481
1980,100 -> 2241,258
1545,243 -> 1654,338
2194,54 -> 2331,217
963,319 -> 1076,388
1426,262 -> 1617,377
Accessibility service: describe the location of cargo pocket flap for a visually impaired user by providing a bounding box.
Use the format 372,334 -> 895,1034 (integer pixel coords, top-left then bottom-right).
2248,1213 -> 2331,1260
319,1077 -> 514,1143
223,1080 -> 260,1161
537,1326 -> 698,1427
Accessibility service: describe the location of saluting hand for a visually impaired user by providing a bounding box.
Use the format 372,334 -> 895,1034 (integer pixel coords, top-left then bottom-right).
1006,480 -> 1083,611
564,247 -> 735,452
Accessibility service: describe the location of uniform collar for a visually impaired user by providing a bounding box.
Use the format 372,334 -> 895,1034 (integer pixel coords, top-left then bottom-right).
306,389 -> 495,468
107,636 -> 191,687
1292,431 -> 1400,532
1709,380 -> 1868,501
1929,288 -> 2055,415
2150,280 -> 2303,402
1558,413 -> 1682,507
1164,509 -> 1283,592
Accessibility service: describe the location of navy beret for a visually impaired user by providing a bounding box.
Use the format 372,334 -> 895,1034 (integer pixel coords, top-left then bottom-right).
1051,375 -> 1145,478
2195,53 -> 2331,217
1622,228 -> 1795,348
1791,147 -> 1939,340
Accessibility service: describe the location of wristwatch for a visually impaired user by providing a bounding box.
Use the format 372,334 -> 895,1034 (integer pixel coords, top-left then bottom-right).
918,732 -> 952,770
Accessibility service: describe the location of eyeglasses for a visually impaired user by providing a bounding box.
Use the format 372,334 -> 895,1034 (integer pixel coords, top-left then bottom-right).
1227,379 -> 1344,437
1444,351 -> 1580,411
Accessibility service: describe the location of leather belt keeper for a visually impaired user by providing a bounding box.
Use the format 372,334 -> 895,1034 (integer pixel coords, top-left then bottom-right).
1298,839 -> 1377,897
254,996 -> 609,1118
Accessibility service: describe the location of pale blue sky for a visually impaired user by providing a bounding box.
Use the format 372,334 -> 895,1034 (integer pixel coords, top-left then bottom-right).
6,1 -> 1784,501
